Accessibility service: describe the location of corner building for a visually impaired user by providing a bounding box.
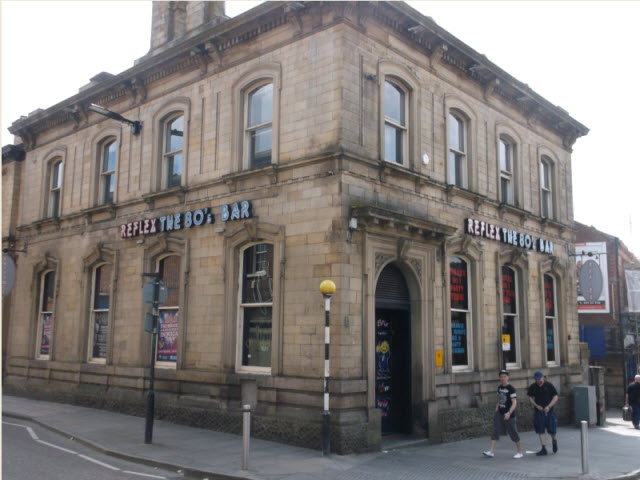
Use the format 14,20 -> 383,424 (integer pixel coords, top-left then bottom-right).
3,2 -> 589,453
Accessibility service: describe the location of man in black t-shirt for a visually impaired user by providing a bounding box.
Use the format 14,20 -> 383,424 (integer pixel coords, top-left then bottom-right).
483,370 -> 523,459
626,374 -> 640,429
528,371 -> 559,456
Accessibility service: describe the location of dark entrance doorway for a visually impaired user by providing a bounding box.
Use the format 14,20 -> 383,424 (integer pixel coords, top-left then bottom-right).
375,264 -> 412,435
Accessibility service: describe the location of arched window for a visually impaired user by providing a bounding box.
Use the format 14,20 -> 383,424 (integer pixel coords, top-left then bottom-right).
37,270 -> 56,359
163,114 -> 184,188
448,113 -> 466,188
384,80 -> 407,164
49,159 -> 63,217
156,255 -> 180,365
245,83 -> 273,169
499,137 -> 514,205
502,266 -> 521,367
99,139 -> 117,204
238,243 -> 274,370
88,263 -> 112,362
544,274 -> 558,365
540,156 -> 553,219
450,256 -> 473,369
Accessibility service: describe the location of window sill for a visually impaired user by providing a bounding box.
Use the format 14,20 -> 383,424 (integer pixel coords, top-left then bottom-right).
540,216 -> 567,234
445,184 -> 488,212
82,203 -> 116,224
498,202 -> 529,225
222,164 -> 278,193
30,216 -> 60,233
142,186 -> 186,208
232,368 -> 272,378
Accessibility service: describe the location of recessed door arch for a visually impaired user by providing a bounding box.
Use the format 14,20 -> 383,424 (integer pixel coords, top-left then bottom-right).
375,263 -> 412,435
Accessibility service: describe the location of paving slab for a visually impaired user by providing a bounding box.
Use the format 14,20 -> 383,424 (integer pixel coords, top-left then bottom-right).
3,395 -> 639,480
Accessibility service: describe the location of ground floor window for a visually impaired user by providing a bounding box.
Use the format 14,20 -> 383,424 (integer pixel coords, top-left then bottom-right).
502,266 -> 520,367
450,256 -> 472,369
544,274 -> 558,364
37,270 -> 56,359
238,243 -> 274,371
157,255 -> 180,365
89,263 -> 112,362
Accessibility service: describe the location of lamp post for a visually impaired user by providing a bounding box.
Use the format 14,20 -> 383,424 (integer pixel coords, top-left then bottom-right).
319,279 -> 336,456
88,104 -> 142,135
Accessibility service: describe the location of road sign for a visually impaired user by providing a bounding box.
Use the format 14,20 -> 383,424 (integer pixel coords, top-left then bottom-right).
142,279 -> 168,307
2,254 -> 16,296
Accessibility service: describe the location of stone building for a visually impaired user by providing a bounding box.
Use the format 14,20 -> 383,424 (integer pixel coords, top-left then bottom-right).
574,221 -> 640,408
3,1 -> 588,453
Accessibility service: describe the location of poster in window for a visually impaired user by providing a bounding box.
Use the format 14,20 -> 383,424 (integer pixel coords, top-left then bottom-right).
546,317 -> 556,362
451,310 -> 469,366
575,242 -> 610,313
157,310 -> 178,362
40,313 -> 53,355
502,267 -> 516,314
92,311 -> 109,359
449,257 -> 468,311
503,316 -> 517,364
544,275 -> 555,317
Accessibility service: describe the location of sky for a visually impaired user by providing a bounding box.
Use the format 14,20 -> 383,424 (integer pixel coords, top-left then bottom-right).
2,1 -> 640,257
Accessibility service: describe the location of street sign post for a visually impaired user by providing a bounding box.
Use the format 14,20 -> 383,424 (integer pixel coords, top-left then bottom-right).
141,274 -> 167,444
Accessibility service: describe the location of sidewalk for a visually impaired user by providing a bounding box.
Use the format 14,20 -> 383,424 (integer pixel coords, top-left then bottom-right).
3,395 -> 639,480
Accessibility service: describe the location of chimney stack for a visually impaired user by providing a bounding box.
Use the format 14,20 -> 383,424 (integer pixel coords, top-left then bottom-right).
149,1 -> 226,56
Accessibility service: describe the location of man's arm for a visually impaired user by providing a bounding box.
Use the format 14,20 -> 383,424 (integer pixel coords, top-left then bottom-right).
529,395 -> 542,411
544,394 -> 558,413
505,398 -> 516,419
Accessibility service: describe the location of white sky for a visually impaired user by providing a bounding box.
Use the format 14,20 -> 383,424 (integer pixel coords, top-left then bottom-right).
2,1 -> 640,256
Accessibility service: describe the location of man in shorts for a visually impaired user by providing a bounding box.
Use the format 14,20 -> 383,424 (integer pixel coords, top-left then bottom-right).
483,370 -> 523,459
527,371 -> 558,456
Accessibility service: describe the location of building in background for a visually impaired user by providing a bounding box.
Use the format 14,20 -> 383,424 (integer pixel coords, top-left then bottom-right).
3,1 -> 588,452
575,221 -> 640,408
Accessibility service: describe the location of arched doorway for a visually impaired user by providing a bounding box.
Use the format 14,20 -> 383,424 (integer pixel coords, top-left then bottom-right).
375,263 -> 412,435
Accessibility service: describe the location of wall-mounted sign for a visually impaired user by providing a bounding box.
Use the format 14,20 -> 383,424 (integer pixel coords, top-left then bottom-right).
502,334 -> 511,351
575,242 -> 609,313
120,201 -> 252,239
435,350 -> 443,367
464,218 -> 554,255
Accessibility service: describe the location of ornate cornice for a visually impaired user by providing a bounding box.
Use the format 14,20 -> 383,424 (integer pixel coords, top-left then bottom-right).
8,1 -> 587,152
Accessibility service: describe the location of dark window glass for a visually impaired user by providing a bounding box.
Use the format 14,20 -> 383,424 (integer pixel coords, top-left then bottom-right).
450,256 -> 469,310
451,310 -> 469,366
502,266 -> 517,315
42,271 -> 55,311
165,116 -> 184,153
94,264 -> 111,310
503,314 -> 517,364
544,274 -> 555,317
241,307 -> 272,367
248,84 -> 273,127
159,256 -> 180,307
546,317 -> 556,363
242,244 -> 274,304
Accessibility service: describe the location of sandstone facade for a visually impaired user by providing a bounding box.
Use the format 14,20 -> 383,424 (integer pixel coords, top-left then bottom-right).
3,2 -> 588,453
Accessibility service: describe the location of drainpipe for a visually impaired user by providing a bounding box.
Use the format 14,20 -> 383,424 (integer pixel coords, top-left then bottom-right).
614,238 -> 628,397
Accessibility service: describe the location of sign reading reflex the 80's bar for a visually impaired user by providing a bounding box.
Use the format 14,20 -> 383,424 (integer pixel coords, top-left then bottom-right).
120,201 -> 252,239
464,218 -> 554,255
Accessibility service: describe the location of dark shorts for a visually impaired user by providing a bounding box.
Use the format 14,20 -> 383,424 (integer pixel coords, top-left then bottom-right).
533,409 -> 557,435
491,410 -> 520,442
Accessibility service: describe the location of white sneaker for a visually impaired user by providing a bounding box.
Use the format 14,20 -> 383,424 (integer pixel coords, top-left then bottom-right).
483,451 -> 494,457
513,452 -> 523,459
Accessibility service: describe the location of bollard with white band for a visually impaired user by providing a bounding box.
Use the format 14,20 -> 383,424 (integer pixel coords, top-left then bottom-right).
319,280 -> 336,457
